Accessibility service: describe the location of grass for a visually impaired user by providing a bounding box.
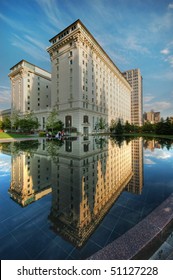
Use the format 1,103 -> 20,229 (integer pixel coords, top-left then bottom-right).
0,132 -> 35,139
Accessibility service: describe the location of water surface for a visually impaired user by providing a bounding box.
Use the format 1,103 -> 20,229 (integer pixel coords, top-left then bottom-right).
0,136 -> 173,259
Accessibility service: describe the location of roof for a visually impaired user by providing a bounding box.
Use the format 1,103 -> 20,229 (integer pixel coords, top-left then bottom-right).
10,59 -> 51,74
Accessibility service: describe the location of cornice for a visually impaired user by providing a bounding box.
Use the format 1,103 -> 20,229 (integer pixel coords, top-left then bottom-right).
47,23 -> 131,91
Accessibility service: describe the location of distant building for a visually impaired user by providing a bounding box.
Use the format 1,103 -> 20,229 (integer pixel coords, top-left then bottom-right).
8,60 -> 51,130
0,108 -> 11,121
123,69 -> 143,126
144,110 -> 160,124
47,19 -> 131,134
169,116 -> 173,123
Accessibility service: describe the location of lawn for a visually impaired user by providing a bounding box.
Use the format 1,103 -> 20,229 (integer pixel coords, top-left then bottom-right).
0,132 -> 35,139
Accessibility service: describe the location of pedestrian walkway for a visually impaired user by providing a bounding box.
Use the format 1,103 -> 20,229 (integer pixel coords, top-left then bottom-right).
0,137 -> 41,143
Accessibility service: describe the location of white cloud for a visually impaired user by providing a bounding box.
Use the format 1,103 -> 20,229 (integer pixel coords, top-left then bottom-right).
160,48 -> 170,55
145,148 -> 173,160
35,0 -> 70,30
0,86 -> 11,109
25,35 -> 46,50
164,55 -> 173,67
149,11 -> 173,33
144,158 -> 156,165
168,3 -> 173,9
0,159 -> 11,173
0,12 -> 33,35
144,101 -> 172,111
150,71 -> 173,81
11,34 -> 49,62
143,95 -> 155,103
125,35 -> 150,54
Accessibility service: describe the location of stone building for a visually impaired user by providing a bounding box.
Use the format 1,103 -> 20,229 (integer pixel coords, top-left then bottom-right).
47,19 -> 131,134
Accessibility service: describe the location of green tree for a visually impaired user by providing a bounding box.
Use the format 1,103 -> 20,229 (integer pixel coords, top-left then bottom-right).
46,108 -> 63,134
3,117 -> 11,129
142,121 -> 154,133
110,119 -> 116,133
155,118 -> 165,135
10,110 -> 20,131
0,120 -> 4,130
115,119 -> 123,134
95,117 -> 106,131
124,121 -> 132,133
19,113 -> 40,132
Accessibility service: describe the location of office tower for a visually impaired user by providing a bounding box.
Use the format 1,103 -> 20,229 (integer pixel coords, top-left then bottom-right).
47,19 -> 131,134
123,69 -> 143,126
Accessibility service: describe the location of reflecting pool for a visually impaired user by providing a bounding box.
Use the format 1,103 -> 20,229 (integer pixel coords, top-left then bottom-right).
0,136 -> 173,259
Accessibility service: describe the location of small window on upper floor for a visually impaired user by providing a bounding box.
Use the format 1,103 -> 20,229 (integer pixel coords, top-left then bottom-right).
71,25 -> 76,31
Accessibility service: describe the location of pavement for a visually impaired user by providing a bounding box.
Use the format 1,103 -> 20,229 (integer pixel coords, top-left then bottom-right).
0,137 -> 41,142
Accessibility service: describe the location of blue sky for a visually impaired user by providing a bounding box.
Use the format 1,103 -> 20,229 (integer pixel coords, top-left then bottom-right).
0,0 -> 173,118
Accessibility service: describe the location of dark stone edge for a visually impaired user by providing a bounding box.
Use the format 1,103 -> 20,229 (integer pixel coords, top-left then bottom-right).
88,193 -> 173,260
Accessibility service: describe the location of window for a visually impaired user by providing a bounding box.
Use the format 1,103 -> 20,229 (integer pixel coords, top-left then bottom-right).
65,115 -> 72,127
69,60 -> 73,65
83,115 -> 89,123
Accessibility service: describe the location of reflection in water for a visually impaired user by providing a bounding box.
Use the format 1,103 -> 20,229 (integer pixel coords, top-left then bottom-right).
3,136 -> 143,247
126,138 -> 143,195
9,153 -> 52,206
50,136 -> 134,247
8,140 -> 52,206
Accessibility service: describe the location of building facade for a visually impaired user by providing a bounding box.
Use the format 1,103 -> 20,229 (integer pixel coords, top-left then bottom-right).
47,19 -> 131,134
8,60 -> 51,130
123,69 -> 143,126
143,110 -> 160,124
0,108 -> 11,121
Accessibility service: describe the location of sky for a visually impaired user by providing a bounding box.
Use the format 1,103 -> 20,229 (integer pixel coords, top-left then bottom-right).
0,0 -> 173,118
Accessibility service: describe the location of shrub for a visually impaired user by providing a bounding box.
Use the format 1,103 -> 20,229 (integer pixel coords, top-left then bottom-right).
39,131 -> 46,137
